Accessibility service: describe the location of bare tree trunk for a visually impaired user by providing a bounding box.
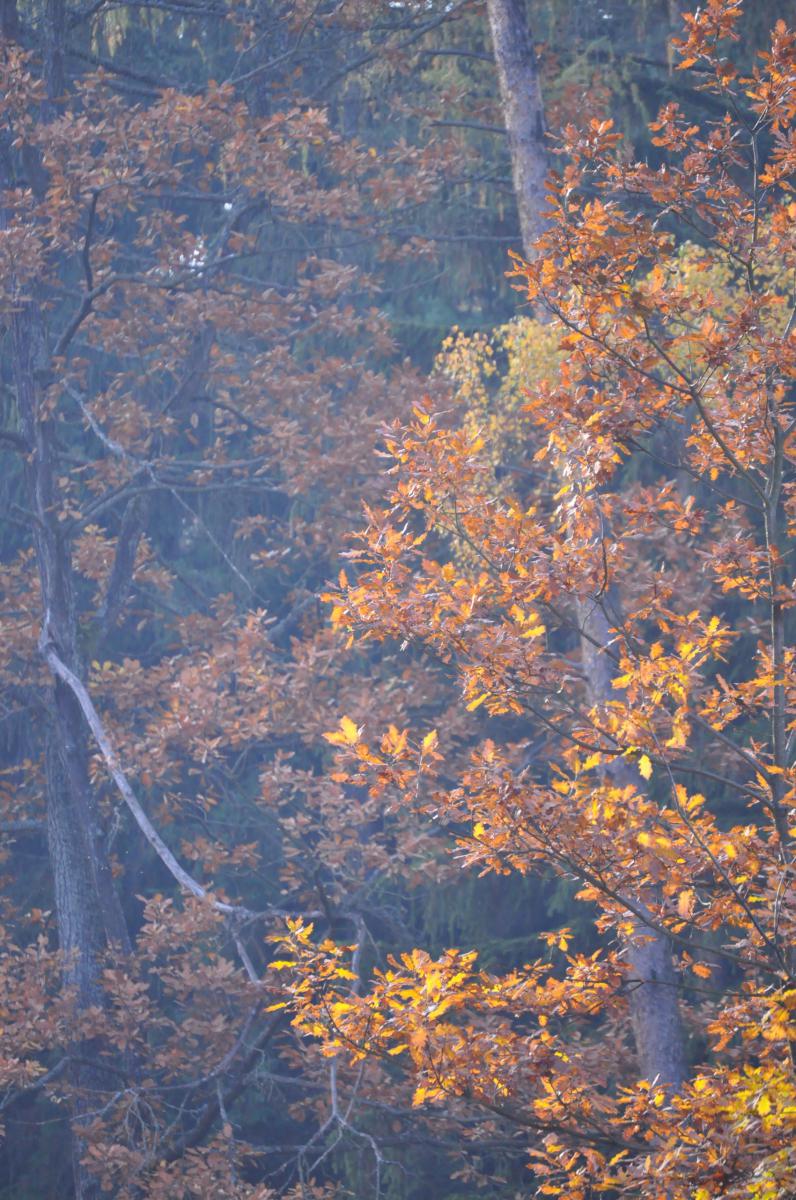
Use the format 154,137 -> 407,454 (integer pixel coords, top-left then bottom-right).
485,0 -> 548,251
46,744 -> 112,1200
486,0 -> 685,1087
11,301 -> 133,1198
3,0 -> 134,1149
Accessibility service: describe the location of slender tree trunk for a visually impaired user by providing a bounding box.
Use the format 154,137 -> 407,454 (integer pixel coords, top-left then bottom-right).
578,600 -> 686,1086
486,0 -> 685,1087
11,302 -> 133,1198
3,1 -> 134,1161
46,744 -> 111,1200
485,0 -> 548,251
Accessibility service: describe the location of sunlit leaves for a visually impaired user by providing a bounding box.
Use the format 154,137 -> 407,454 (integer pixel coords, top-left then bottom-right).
292,4 -> 796,1197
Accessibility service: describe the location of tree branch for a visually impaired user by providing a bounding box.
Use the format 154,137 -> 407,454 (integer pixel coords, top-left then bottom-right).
38,622 -> 258,925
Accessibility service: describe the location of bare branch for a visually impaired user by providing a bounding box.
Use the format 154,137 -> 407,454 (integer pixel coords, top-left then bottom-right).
38,623 -> 257,924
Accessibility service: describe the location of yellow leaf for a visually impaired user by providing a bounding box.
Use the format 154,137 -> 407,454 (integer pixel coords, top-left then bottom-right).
324,716 -> 360,746
757,1093 -> 772,1116
330,1001 -> 355,1017
677,888 -> 696,918
638,754 -> 653,781
466,692 -> 488,712
382,725 -> 408,755
335,716 -> 359,744
422,729 -> 438,752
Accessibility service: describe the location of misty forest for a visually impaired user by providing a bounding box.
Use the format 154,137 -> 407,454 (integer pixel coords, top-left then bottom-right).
1,0 -> 796,1196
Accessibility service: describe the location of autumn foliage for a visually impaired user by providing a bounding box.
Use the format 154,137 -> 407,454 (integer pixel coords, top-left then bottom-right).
0,2 -> 463,1195
0,0 -> 795,1197
272,5 -> 796,1197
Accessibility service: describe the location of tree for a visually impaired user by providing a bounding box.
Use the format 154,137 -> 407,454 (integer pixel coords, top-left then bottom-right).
0,3 -> 484,1196
488,0 -> 686,1090
3,1 -> 795,1196
276,3 -> 796,1196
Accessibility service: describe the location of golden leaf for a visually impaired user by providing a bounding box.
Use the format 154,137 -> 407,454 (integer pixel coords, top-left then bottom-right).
324,716 -> 360,746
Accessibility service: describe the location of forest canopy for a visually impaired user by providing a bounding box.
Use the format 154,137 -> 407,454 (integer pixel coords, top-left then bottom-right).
0,0 -> 795,1197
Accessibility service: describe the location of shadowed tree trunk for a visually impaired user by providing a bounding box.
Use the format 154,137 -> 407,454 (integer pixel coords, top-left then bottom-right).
11,300 -> 133,1199
1,3 -> 135,1190
486,0 -> 686,1088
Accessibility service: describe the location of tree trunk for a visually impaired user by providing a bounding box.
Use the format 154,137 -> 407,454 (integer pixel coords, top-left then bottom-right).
4,13 -> 151,1174
485,0 -> 548,252
486,0 -> 686,1088
11,295 -> 132,1198
579,600 -> 686,1086
46,743 -> 112,1200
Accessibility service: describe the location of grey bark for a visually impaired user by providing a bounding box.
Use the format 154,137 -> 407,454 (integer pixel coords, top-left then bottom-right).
0,0 -> 19,38
486,0 -> 685,1087
11,303 -> 132,1200
1,6 -> 134,1191
578,600 -> 686,1087
45,743 -> 111,1200
485,0 -> 548,252
96,494 -> 150,641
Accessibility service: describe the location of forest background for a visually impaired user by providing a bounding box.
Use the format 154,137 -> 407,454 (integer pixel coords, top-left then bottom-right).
0,0 -> 794,1198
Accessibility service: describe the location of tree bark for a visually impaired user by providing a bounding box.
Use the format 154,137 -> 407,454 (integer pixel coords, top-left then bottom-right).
486,0 -> 686,1087
11,300 -> 135,1197
578,600 -> 686,1086
485,0 -> 548,252
3,24 -> 133,1159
